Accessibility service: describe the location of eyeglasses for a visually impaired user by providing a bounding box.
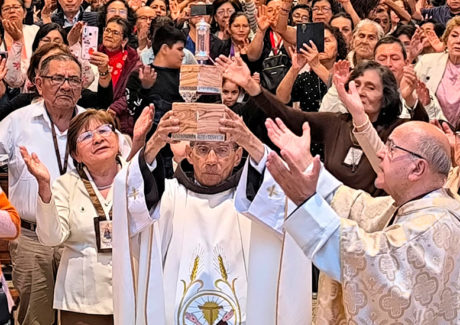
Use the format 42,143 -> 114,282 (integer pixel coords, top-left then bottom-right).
77,124 -> 114,143
216,8 -> 235,16
138,15 -> 155,21
104,28 -> 122,36
40,75 -> 82,87
293,13 -> 309,21
2,5 -> 22,12
312,6 -> 331,12
193,144 -> 235,158
107,8 -> 127,15
385,138 -> 425,160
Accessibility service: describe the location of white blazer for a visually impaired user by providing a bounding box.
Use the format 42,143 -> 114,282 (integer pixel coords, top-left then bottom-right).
415,51 -> 449,97
36,165 -> 122,315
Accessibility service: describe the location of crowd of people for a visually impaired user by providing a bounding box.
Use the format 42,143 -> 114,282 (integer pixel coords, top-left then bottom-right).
0,0 -> 458,323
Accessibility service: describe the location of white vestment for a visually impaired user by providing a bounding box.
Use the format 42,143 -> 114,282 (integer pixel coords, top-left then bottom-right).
112,151 -> 312,325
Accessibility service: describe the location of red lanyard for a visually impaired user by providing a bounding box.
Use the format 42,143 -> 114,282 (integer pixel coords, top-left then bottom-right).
269,31 -> 282,55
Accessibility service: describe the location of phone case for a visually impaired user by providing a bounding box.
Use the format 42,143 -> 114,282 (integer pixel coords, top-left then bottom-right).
81,26 -> 99,60
296,22 -> 325,53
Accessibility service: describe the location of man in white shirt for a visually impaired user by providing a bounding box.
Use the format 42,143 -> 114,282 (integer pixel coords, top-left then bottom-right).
0,54 -> 85,325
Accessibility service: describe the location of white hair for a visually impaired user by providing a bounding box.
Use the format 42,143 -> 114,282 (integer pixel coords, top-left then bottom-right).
353,18 -> 385,40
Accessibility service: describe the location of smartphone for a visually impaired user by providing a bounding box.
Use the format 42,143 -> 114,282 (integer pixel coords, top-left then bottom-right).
296,22 -> 324,53
81,25 -> 99,60
190,4 -> 213,16
0,51 -> 8,60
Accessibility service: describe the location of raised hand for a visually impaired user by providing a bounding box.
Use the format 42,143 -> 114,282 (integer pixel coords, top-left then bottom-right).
299,41 -> 320,67
67,21 -> 85,46
425,29 -> 445,52
265,118 -> 312,171
41,0 -> 57,23
89,51 -> 110,73
215,55 -> 253,90
2,20 -> 23,42
133,104 -> 154,143
266,150 -> 321,205
139,65 -> 157,89
144,110 -> 180,163
219,107 -> 264,162
169,0 -> 181,21
333,60 -> 350,85
287,46 -> 308,71
408,26 -> 424,62
415,79 -> 431,107
400,65 -> 417,104
256,5 -> 271,32
334,74 -> 367,125
137,21 -> 150,50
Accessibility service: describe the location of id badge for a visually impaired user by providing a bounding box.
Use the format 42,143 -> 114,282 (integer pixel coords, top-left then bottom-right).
343,147 -> 363,169
94,217 -> 112,253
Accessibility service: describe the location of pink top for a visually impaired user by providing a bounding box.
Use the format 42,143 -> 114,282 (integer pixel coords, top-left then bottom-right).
436,60 -> 460,129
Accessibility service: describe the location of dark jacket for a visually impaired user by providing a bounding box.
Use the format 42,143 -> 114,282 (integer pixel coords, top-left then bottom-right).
51,7 -> 98,32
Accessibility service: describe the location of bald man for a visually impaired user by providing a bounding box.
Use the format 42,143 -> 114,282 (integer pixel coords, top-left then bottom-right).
238,121 -> 460,324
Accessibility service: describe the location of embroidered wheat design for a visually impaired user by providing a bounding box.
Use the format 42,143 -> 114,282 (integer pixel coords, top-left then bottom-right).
190,256 -> 199,281
218,255 -> 228,281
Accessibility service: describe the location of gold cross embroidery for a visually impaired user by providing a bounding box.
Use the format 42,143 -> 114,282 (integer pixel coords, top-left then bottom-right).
267,185 -> 278,197
129,187 -> 139,200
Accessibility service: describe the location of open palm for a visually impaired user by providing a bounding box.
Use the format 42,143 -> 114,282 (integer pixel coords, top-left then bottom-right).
265,118 -> 312,171
20,146 -> 50,185
215,55 -> 252,89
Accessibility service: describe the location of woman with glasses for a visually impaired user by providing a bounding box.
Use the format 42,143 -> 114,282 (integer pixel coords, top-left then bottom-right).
218,57 -> 428,196
97,0 -> 136,45
100,17 -> 141,125
211,0 -> 242,40
19,109 -> 150,325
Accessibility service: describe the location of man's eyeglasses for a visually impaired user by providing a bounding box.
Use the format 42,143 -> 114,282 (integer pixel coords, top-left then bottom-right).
104,28 -> 122,36
138,15 -> 155,22
107,8 -> 127,15
40,75 -> 82,87
2,5 -> 22,12
77,124 -> 114,143
193,144 -> 235,158
293,13 -> 309,21
312,6 -> 331,12
385,139 -> 425,160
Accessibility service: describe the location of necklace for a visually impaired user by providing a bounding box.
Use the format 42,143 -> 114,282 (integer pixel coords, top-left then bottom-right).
96,183 -> 113,190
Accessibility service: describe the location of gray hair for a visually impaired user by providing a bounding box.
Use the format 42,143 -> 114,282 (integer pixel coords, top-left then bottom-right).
414,135 -> 451,177
353,18 -> 385,40
39,53 -> 82,77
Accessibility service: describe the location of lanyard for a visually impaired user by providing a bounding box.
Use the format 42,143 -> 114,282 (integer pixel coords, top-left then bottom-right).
45,108 -> 75,175
269,31 -> 282,56
77,165 -> 112,221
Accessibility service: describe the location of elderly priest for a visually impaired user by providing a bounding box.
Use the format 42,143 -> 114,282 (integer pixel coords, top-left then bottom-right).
244,118 -> 460,324
112,107 -> 312,325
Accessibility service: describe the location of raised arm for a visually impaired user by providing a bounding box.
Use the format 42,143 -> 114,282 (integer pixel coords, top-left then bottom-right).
383,0 -> 411,22
334,62 -> 384,173
215,55 -> 332,141
246,6 -> 270,62
276,47 -> 308,104
338,0 -> 361,26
